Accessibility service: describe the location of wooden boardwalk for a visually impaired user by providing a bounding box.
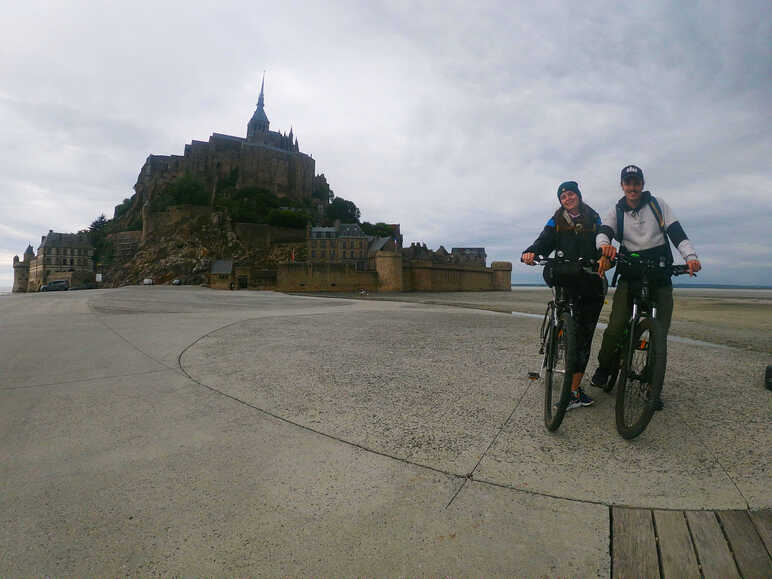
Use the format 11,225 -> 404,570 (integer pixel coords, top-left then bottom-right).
612,508 -> 772,578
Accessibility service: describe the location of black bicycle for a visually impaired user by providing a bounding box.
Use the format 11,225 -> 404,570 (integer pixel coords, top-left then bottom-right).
599,254 -> 691,439
528,255 -> 597,431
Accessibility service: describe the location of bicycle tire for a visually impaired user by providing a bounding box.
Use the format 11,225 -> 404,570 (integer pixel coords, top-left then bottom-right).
615,317 -> 666,439
602,351 -> 621,393
544,312 -> 577,431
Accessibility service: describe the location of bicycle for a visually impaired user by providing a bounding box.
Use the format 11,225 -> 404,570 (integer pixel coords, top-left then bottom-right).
598,253 -> 692,439
526,254 -> 598,431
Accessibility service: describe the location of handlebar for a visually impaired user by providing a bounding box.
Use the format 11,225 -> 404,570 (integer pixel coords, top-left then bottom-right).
611,253 -> 695,277
525,254 -> 599,275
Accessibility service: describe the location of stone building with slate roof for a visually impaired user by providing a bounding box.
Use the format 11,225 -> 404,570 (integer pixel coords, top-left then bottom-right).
307,222 -> 373,270
13,231 -> 95,292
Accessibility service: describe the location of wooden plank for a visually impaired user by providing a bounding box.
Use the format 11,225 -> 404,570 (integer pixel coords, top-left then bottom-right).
685,511 -> 740,579
653,510 -> 700,579
749,510 -> 772,557
717,510 -> 772,579
612,507 -> 659,579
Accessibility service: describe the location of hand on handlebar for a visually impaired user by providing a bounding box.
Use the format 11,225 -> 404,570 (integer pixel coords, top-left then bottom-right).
598,256 -> 612,277
521,252 -> 536,265
600,245 -> 617,260
686,259 -> 701,276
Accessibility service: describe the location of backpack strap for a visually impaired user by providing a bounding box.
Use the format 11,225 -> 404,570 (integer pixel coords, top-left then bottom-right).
648,195 -> 674,263
648,196 -> 666,232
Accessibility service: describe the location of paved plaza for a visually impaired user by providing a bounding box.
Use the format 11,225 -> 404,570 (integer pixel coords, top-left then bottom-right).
1,287 -> 769,575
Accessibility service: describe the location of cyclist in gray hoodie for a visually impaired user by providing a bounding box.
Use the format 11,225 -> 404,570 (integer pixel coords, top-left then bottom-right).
591,165 -> 701,409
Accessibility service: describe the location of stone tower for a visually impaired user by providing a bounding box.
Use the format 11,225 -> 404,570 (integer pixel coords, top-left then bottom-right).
12,244 -> 34,292
246,74 -> 270,139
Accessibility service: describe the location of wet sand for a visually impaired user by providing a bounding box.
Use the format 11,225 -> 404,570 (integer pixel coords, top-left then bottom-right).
315,287 -> 772,354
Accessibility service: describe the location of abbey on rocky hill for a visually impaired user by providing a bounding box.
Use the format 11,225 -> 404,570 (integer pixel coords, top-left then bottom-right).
129,75 -> 315,219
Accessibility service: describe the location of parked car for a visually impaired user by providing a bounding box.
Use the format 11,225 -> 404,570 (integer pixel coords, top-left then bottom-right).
40,280 -> 69,292
172,279 -> 182,286
142,278 -> 153,285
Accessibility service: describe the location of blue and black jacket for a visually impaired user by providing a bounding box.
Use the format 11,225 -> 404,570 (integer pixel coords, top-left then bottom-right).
524,202 -> 603,262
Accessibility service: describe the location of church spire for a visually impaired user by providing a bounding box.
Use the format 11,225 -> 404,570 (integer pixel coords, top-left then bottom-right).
247,71 -> 270,140
257,71 -> 265,108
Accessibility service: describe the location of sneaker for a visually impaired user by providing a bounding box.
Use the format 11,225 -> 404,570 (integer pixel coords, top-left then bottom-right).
590,367 -> 609,387
566,388 -> 594,410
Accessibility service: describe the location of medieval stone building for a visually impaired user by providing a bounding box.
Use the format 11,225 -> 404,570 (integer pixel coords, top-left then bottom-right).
130,77 -> 316,217
13,231 -> 95,292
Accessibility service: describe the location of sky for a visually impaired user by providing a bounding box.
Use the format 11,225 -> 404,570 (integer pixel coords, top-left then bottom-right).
2,0 -> 771,291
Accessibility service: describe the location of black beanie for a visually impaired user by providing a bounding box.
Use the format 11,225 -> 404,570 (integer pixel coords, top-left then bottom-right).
557,181 -> 582,200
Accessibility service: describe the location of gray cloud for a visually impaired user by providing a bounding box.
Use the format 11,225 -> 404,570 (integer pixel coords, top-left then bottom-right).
1,0 -> 770,291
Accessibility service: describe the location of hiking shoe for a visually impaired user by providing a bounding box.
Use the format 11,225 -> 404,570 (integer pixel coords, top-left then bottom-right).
566,388 -> 594,410
590,367 -> 609,387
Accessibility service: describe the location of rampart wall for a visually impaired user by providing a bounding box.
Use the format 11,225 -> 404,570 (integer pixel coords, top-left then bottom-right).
274,255 -> 512,293
233,223 -> 306,248
277,263 -> 378,292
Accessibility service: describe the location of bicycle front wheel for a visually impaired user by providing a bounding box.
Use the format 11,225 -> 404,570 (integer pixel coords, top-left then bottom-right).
616,317 -> 666,439
544,312 -> 577,431
603,350 -> 622,393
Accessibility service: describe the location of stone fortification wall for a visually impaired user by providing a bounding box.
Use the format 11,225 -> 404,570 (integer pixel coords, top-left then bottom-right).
275,255 -> 512,293
132,133 -> 314,219
234,223 -> 306,249
403,261 -> 500,292
277,263 -> 378,292
375,251 -> 403,291
107,231 -> 142,262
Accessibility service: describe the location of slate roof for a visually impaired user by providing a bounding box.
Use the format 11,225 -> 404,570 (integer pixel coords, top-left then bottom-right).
451,247 -> 487,256
368,237 -> 391,255
40,232 -> 92,249
310,227 -> 337,238
210,260 -> 233,274
337,223 -> 367,237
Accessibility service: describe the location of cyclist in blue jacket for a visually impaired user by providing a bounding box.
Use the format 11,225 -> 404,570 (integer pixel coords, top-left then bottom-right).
522,181 -> 606,410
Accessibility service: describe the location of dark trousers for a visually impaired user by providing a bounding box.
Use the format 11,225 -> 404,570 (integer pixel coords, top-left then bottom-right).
597,279 -> 674,369
558,275 -> 605,374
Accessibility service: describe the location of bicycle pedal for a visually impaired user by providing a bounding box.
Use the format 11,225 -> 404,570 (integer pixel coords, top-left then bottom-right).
528,372 -> 540,380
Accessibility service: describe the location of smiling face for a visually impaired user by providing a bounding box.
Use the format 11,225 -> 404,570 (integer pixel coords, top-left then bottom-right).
559,190 -> 580,212
622,178 -> 643,208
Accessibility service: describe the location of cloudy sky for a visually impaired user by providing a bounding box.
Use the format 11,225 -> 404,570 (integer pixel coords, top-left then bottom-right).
2,0 -> 770,291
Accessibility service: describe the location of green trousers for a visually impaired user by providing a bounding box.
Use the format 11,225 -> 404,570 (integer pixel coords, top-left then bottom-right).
597,279 -> 674,370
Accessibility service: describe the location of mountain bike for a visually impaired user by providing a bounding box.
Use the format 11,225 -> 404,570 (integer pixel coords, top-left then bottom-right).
527,255 -> 598,431
600,254 -> 691,439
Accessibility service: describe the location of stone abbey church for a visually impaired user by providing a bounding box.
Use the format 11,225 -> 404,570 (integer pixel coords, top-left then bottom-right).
132,77 -> 316,214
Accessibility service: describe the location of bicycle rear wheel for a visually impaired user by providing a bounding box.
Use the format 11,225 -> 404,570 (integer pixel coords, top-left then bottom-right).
616,317 -> 666,439
544,312 -> 577,431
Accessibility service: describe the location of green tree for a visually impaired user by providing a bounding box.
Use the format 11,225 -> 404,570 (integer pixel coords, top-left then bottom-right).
113,197 -> 133,219
360,221 -> 394,237
88,214 -> 110,264
151,174 -> 209,211
267,209 -> 310,229
326,197 -> 360,223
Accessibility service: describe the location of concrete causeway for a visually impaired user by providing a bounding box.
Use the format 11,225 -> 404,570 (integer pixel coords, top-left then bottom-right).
1,286 -> 769,576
